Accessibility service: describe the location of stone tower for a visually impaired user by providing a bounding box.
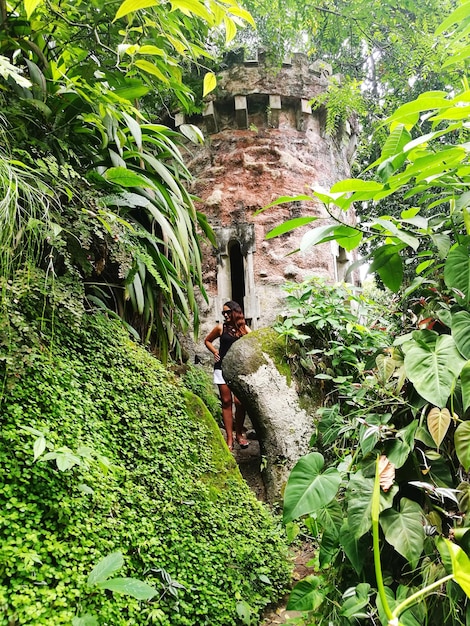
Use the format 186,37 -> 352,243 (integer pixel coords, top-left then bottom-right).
176,51 -> 358,363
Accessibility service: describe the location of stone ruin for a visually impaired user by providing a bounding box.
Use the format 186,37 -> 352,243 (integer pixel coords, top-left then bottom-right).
174,50 -> 359,363
173,50 -> 361,501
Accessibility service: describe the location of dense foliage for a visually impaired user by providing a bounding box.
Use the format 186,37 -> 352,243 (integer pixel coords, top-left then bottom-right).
0,270 -> 291,625
0,0 -> 253,360
272,4 -> 470,625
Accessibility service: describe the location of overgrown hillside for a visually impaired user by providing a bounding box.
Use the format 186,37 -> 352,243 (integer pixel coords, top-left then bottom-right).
0,271 -> 290,625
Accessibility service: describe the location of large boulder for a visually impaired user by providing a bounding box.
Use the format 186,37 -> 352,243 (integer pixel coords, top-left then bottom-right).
223,328 -> 321,503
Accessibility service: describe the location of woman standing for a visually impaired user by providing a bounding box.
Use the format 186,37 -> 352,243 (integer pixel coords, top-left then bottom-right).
204,300 -> 251,451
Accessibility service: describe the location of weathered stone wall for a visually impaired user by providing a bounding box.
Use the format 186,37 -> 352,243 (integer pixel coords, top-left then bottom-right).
177,51 -> 358,364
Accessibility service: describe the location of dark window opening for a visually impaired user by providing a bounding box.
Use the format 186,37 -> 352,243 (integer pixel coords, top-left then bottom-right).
229,240 -> 245,311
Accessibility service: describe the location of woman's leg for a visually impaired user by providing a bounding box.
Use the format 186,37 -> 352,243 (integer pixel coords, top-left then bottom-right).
234,396 -> 249,447
219,383 -> 234,449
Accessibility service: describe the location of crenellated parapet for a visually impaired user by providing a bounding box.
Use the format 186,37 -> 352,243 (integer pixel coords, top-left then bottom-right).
175,51 -> 356,147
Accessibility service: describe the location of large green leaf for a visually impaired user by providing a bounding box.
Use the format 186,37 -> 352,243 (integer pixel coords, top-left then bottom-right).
283,452 -> 341,523
339,520 -> 368,574
403,330 -> 466,407
87,552 -> 124,585
451,311 -> 470,358
427,407 -> 451,449
455,421 -> 470,472
444,245 -> 470,306
461,361 -> 470,412
436,538 -> 470,598
379,498 -> 424,567
97,577 -> 157,600
286,576 -> 326,611
369,245 -> 404,292
347,471 -> 396,539
266,216 -> 319,239
104,166 -> 155,189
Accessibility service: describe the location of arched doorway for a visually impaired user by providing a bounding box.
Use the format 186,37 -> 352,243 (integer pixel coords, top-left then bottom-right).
228,240 -> 246,311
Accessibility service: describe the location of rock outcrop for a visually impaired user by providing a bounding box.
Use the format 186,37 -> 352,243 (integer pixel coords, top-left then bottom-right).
222,328 -> 320,503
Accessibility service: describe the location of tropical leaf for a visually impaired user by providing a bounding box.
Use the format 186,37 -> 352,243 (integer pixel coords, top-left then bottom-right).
444,245 -> 470,306
266,217 -> 319,239
286,576 -> 326,611
114,0 -> 158,22
451,311 -> 470,358
202,71 -> 217,97
339,520 -> 366,574
380,498 -> 424,567
461,361 -> 470,412
347,471 -> 396,539
24,0 -> 43,18
103,167 -> 155,189
403,330 -> 466,407
427,407 -> 451,449
87,552 -> 124,585
369,245 -> 404,292
283,452 -> 341,523
455,421 -> 470,472
330,179 -> 384,193
436,538 -> 470,597
97,577 -> 157,600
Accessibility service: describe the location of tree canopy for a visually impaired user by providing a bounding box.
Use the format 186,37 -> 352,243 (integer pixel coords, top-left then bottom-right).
0,0 -> 253,359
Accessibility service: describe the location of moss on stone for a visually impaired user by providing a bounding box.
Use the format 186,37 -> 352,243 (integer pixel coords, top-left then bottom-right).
245,328 -> 292,383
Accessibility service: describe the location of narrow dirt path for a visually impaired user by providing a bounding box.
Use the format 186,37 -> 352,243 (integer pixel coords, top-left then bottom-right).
228,427 -> 316,625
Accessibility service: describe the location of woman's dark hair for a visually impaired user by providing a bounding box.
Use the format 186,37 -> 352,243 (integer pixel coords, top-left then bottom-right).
223,300 -> 248,336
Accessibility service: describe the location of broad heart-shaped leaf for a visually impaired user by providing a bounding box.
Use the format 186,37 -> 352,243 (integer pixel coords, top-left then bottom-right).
87,552 -> 124,585
286,576 -> 326,611
436,538 -> 470,598
455,421 -> 470,472
369,245 -> 404,292
97,577 -> 157,600
347,471 -> 397,539
461,361 -> 470,412
444,245 -> 470,306
452,311 -> 470,359
379,498 -> 424,568
403,330 -> 466,407
427,407 -> 451,449
283,452 -> 341,523
339,520 -> 368,574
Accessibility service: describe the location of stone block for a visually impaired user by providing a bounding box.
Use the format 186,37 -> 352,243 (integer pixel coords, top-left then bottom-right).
234,95 -> 248,129
174,112 -> 185,127
203,101 -> 218,134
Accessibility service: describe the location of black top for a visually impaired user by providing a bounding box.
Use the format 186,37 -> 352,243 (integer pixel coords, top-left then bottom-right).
214,323 -> 240,370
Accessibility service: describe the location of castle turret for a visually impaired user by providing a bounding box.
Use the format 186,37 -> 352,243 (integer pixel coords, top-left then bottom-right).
177,51 -> 358,362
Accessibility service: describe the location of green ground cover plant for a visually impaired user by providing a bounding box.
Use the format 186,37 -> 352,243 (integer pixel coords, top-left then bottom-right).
0,270 -> 290,625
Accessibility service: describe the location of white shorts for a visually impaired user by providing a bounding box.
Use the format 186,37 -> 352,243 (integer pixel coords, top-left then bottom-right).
213,369 -> 226,385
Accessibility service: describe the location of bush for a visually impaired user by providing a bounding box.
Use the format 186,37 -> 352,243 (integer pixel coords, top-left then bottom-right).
0,274 -> 290,625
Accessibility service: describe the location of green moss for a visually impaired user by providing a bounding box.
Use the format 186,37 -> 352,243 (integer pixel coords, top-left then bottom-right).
0,292 -> 291,625
245,328 -> 292,383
